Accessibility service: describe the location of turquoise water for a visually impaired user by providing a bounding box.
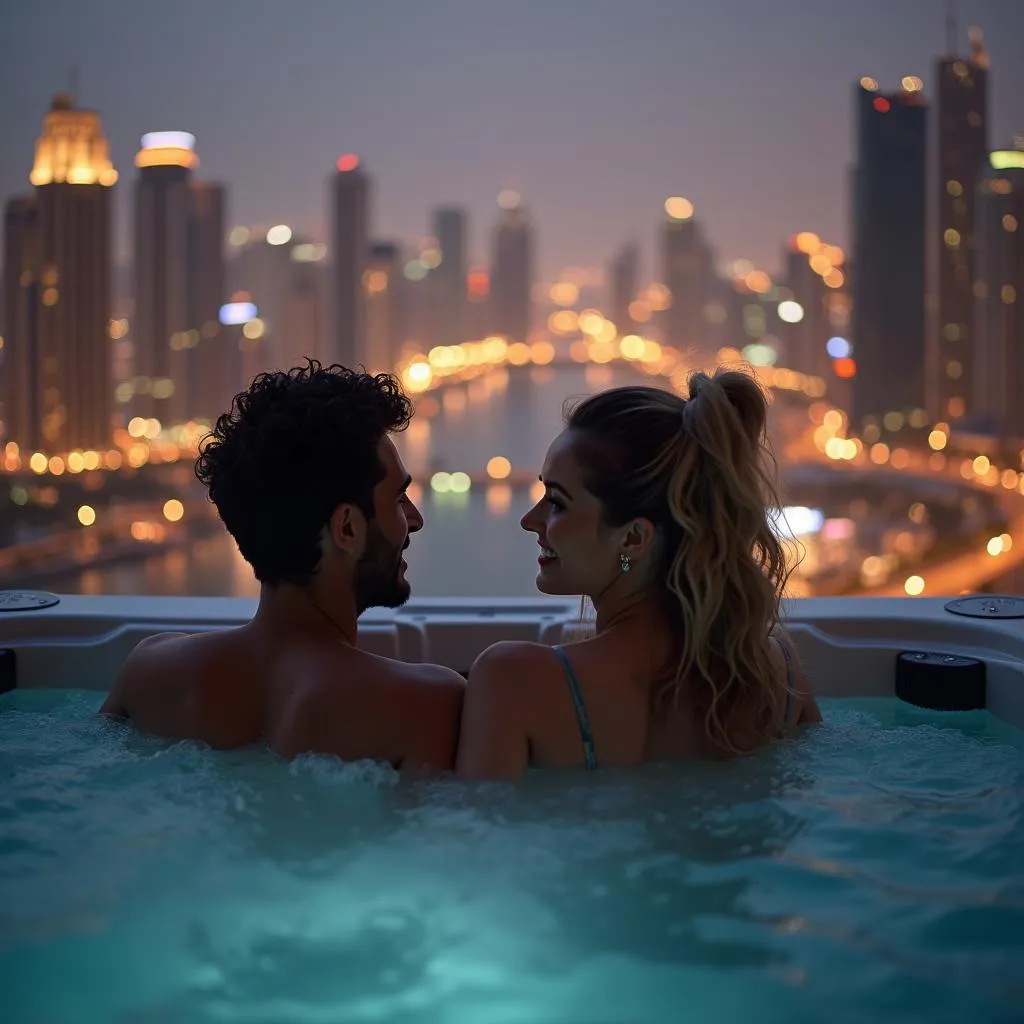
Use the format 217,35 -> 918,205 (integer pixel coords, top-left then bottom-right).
1,691 -> 1022,1024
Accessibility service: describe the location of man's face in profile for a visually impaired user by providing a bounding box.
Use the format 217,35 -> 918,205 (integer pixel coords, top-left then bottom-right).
353,437 -> 421,614
354,521 -> 409,613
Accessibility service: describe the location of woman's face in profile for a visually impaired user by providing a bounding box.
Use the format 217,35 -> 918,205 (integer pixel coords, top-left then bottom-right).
520,431 -> 618,597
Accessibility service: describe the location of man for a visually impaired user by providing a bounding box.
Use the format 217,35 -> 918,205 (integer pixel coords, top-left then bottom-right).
101,362 -> 465,772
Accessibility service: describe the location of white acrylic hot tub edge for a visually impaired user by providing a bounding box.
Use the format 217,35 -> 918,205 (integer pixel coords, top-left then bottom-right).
2,594 -> 1023,731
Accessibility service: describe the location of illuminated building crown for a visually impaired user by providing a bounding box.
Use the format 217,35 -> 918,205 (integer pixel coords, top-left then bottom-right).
29,93 -> 118,187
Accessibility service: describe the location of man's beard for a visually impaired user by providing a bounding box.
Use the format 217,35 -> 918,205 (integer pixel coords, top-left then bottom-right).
354,521 -> 409,614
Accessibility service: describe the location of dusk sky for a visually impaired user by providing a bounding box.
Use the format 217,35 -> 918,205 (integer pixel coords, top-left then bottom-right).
1,0 -> 1021,283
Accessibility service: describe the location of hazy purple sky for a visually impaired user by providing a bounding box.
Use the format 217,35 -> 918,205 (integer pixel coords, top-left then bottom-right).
1,0 -> 1021,282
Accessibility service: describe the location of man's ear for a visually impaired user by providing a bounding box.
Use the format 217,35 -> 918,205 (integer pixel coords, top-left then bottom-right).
327,503 -> 365,556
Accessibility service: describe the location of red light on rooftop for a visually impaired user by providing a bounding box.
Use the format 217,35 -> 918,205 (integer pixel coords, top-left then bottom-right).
872,97 -> 891,114
834,357 -> 857,379
467,269 -> 490,297
337,153 -> 359,173
230,290 -> 252,302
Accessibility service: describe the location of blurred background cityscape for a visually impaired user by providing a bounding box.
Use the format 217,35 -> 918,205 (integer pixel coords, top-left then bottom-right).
0,0 -> 1022,600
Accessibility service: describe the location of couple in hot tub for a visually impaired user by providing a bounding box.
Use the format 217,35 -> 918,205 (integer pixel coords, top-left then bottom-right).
102,360 -> 821,776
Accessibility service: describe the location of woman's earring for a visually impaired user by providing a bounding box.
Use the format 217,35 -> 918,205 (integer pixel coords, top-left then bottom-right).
620,553 -> 632,573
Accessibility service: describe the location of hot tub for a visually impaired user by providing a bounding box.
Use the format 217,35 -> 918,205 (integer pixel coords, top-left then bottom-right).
1,592 -> 1023,1023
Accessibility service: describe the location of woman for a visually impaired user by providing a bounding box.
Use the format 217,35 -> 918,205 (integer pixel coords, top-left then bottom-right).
456,368 -> 821,779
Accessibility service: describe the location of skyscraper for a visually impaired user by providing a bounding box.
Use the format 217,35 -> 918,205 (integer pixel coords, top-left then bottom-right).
1,93 -> 116,453
490,193 -> 533,343
364,242 -> 405,373
133,134 -> 229,427
933,29 -> 989,425
850,78 -> 927,426
974,144 -> 1024,441
781,243 -> 830,380
133,132 -> 197,426
330,153 -> 369,368
284,238 -> 329,370
661,197 -> 715,356
188,181 -> 232,421
432,208 -> 468,347
465,266 -> 491,341
229,225 -> 296,376
609,243 -> 638,335
2,198 -> 40,448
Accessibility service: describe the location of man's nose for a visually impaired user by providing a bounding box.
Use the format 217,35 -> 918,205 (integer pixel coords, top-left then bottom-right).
406,499 -> 424,533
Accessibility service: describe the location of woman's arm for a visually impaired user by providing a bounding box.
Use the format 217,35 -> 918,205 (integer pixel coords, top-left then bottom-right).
798,687 -> 823,725
775,629 -> 822,728
455,642 -> 533,780
783,632 -> 823,726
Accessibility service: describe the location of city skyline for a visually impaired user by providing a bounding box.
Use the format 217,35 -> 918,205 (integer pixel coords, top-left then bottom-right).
1,1 -> 1022,280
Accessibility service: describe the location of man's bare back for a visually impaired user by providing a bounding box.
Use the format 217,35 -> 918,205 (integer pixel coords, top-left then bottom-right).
102,364 -> 466,772
101,623 -> 465,771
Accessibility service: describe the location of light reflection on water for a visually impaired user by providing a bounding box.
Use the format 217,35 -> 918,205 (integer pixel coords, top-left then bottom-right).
399,363 -> 592,479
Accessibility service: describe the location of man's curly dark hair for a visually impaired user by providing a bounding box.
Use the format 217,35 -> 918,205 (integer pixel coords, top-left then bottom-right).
195,360 -> 412,586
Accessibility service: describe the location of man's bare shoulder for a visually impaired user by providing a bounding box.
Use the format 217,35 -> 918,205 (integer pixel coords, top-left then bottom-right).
388,657 -> 467,691
303,647 -> 465,701
101,629 -> 243,715
278,650 -> 465,771
128,629 -> 244,676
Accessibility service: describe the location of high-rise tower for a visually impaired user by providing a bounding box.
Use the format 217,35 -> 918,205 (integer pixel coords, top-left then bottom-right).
661,197 -> 715,356
188,181 -> 231,421
330,153 -> 369,368
974,143 -> 1024,441
850,78 -> 928,426
1,93 -> 117,453
490,192 -> 532,343
431,208 -> 468,347
133,132 -> 197,426
133,133 -> 228,426
609,243 -> 638,335
364,242 -> 405,373
932,25 -> 989,424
